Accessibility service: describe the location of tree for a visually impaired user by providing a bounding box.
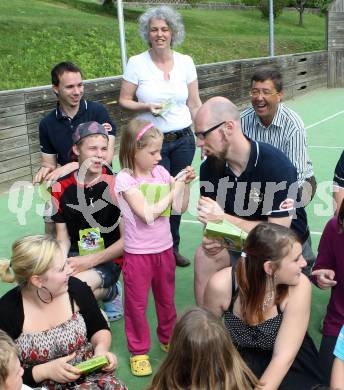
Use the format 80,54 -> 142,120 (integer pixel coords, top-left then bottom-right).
295,0 -> 307,26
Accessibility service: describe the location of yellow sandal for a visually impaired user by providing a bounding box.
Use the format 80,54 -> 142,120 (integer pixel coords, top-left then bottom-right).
130,354 -> 152,376
160,343 -> 170,353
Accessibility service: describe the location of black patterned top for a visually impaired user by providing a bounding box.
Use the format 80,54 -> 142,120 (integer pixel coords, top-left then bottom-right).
16,313 -> 127,390
224,309 -> 282,350
223,268 -> 283,350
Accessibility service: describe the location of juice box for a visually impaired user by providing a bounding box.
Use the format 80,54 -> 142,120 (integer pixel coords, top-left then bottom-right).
204,220 -> 248,252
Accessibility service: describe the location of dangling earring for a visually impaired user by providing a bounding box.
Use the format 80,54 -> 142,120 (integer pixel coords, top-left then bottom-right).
37,286 -> 53,304
274,272 -> 278,285
262,275 -> 274,311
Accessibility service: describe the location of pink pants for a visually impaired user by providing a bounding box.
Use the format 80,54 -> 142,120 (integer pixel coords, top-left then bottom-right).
123,247 -> 176,355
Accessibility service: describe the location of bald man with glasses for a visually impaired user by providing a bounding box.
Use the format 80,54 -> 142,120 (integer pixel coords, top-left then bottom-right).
194,96 -> 314,305
240,66 -> 316,205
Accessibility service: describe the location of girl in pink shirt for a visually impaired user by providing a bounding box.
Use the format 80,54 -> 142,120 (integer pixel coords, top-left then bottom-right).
115,118 -> 195,376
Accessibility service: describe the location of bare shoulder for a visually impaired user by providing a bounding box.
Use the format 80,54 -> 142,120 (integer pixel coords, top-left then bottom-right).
289,274 -> 311,296
281,274 -> 311,311
204,267 -> 232,315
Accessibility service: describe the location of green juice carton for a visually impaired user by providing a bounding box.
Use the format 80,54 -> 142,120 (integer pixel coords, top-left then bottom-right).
75,355 -> 108,375
139,183 -> 171,217
159,98 -> 175,117
204,220 -> 248,252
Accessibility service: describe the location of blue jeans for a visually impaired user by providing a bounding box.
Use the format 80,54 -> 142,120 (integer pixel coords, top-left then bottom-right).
159,130 -> 196,251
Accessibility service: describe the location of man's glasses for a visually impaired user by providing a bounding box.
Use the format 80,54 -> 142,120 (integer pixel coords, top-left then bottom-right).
194,121 -> 226,140
250,89 -> 279,98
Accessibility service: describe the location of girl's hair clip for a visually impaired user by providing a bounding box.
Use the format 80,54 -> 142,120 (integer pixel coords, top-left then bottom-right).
241,251 -> 247,258
136,123 -> 154,141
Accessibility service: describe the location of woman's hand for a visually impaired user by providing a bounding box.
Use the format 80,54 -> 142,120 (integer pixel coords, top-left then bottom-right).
311,269 -> 337,289
45,353 -> 81,383
149,103 -> 163,116
98,351 -> 118,372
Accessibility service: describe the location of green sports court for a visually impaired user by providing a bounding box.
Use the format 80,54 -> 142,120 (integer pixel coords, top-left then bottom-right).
0,87 -> 343,389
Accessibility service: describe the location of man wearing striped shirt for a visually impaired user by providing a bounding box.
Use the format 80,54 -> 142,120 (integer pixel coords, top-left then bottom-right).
241,67 -> 316,205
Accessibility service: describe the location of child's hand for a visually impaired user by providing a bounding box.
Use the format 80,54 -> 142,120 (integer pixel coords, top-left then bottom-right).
175,166 -> 195,184
184,166 -> 196,183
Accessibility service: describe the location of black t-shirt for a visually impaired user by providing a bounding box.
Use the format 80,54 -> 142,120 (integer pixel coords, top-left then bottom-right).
39,99 -> 116,166
200,140 -> 308,241
51,167 -> 121,253
334,150 -> 344,188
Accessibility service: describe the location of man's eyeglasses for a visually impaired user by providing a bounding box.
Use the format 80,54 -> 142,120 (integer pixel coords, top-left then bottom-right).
194,121 -> 226,140
250,89 -> 279,98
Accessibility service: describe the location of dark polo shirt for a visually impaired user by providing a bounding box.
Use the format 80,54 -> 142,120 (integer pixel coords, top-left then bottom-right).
39,99 -> 116,166
334,150 -> 344,188
200,139 -> 309,242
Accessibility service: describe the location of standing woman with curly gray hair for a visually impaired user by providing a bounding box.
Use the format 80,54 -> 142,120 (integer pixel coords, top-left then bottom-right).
119,6 -> 202,268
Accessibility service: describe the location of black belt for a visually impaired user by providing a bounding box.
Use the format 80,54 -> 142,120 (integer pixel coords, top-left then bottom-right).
163,127 -> 192,142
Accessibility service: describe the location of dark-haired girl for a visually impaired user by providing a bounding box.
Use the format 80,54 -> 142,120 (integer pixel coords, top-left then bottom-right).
205,223 -> 324,390
311,199 -> 344,383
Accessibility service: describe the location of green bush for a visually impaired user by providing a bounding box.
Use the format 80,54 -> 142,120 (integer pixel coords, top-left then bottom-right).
242,0 -> 260,5
314,0 -> 331,12
278,0 -> 326,8
259,0 -> 285,17
186,0 -> 199,7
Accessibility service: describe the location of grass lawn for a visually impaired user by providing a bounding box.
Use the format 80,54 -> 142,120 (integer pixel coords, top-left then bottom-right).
0,0 -> 325,90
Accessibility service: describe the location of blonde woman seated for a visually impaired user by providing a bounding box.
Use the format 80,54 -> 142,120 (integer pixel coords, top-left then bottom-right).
148,306 -> 259,390
204,223 -> 325,390
0,235 -> 127,390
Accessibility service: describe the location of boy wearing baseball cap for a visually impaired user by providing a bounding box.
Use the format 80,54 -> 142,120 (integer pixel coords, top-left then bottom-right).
51,121 -> 123,321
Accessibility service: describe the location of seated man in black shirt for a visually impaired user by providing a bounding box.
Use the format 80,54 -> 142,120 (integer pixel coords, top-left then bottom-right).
333,150 -> 344,215
194,97 -> 314,305
51,121 -> 123,321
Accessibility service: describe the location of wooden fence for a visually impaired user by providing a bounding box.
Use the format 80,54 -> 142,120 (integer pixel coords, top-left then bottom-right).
0,50 -> 328,193
328,0 -> 344,87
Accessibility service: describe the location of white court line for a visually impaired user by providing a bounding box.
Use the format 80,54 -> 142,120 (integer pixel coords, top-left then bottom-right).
181,219 -> 323,236
310,231 -> 322,236
306,110 -> 344,130
309,145 -> 344,149
181,219 -> 201,224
